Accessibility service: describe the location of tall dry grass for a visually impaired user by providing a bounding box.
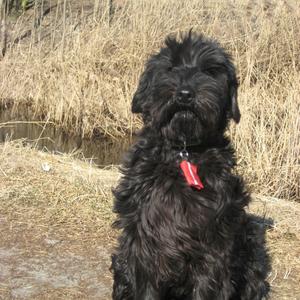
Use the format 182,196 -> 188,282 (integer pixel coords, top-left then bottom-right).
0,0 -> 299,200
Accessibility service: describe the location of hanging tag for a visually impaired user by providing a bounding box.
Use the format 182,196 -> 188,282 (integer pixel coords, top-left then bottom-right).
180,160 -> 204,190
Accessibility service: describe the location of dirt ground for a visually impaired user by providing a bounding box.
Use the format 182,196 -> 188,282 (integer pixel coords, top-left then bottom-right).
0,142 -> 299,299
0,216 -> 113,300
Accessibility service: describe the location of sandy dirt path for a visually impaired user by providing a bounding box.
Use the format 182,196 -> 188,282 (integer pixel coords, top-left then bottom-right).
0,214 -> 113,299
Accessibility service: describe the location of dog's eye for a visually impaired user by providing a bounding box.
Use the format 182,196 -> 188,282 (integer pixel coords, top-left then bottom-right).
203,68 -> 218,76
167,66 -> 173,72
203,64 -> 225,77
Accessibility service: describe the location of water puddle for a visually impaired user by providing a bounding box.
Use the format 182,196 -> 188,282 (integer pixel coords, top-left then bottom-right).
0,108 -> 132,166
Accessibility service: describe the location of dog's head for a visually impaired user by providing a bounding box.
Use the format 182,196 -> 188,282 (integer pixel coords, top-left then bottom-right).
132,32 -> 240,144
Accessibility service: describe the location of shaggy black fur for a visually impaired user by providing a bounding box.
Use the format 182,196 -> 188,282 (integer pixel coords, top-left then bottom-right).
111,32 -> 270,300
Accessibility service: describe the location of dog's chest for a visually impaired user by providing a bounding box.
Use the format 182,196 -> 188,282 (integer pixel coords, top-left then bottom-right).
138,159 -> 225,229
134,161 -> 232,278
125,147 -> 236,241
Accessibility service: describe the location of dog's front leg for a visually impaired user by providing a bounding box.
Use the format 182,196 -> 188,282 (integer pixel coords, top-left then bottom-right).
192,277 -> 215,300
135,280 -> 160,300
192,276 -> 232,300
112,253 -> 161,300
111,254 -> 134,300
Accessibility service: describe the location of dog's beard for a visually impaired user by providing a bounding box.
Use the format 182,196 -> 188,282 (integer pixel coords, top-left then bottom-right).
153,97 -> 220,145
161,110 -> 203,144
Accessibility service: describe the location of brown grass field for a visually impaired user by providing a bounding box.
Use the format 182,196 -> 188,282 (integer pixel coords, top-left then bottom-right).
0,0 -> 299,299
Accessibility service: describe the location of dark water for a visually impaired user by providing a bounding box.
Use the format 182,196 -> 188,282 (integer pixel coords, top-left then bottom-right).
0,109 -> 132,166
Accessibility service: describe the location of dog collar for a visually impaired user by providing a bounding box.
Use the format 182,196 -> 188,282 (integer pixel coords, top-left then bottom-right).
171,140 -> 203,150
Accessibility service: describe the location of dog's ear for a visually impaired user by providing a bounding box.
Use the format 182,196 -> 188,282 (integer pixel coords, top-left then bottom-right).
132,67 -> 153,114
227,64 -> 241,123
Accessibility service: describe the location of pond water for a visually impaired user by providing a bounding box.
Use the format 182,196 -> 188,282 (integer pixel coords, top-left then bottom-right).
0,109 -> 132,166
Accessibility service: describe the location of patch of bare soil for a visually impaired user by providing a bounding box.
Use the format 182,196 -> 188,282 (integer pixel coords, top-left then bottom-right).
0,215 -> 113,300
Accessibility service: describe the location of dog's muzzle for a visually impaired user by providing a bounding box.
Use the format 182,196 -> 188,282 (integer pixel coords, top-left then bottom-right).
175,88 -> 195,104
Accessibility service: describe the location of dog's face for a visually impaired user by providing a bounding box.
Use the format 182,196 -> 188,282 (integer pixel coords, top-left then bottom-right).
132,33 -> 240,144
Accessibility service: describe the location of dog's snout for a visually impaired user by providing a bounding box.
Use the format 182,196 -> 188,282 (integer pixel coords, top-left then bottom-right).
176,89 -> 194,104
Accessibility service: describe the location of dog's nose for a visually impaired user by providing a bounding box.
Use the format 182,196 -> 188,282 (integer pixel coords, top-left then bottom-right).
176,89 -> 194,104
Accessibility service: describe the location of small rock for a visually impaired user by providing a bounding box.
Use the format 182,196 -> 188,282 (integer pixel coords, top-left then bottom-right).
41,162 -> 51,172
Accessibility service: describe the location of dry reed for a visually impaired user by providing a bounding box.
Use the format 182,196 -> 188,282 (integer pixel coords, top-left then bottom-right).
0,0 -> 299,200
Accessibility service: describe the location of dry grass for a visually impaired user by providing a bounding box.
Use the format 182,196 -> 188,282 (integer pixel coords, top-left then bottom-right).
0,0 -> 299,200
0,141 -> 299,299
0,140 -> 118,240
250,196 -> 300,300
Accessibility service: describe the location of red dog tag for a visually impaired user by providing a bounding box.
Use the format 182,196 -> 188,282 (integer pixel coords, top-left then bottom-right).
180,160 -> 204,190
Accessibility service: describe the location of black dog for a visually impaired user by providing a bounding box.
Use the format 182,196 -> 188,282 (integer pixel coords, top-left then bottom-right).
111,32 -> 269,300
